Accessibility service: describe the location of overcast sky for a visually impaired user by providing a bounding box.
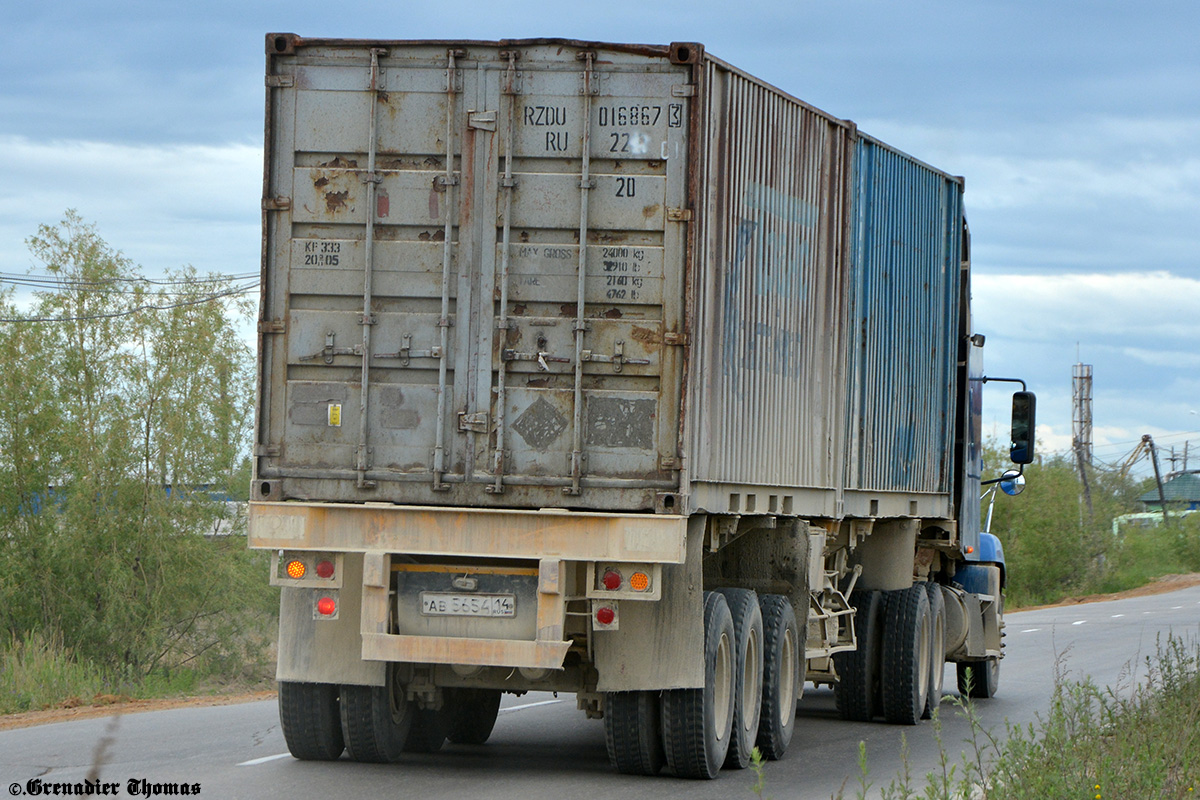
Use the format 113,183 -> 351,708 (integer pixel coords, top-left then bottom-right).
2,1 -> 1197,475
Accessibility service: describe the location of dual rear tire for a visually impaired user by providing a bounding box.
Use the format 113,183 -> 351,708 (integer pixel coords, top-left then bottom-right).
280,673 -> 503,763
614,589 -> 798,779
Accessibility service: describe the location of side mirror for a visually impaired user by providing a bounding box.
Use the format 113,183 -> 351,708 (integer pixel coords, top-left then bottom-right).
999,469 -> 1026,496
1010,391 -> 1036,464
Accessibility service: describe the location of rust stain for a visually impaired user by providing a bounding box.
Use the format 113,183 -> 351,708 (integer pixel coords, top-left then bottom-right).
320,156 -> 358,169
603,308 -> 623,319
642,203 -> 661,219
512,303 -> 527,316
314,176 -> 330,188
525,377 -> 549,388
631,325 -> 660,350
325,190 -> 350,213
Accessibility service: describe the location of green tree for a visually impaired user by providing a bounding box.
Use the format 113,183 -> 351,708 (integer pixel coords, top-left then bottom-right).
0,211 -> 274,687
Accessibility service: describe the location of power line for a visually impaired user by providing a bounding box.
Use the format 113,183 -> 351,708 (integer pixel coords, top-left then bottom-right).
0,282 -> 259,323
0,271 -> 258,289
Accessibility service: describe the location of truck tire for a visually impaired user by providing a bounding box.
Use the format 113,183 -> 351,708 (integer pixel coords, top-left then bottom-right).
756,594 -> 800,760
443,687 -> 502,744
604,691 -> 665,775
923,582 -> 946,719
956,657 -> 1000,698
278,681 -> 344,761
716,588 -> 763,770
662,591 -> 735,779
340,675 -> 413,763
833,590 -> 882,722
404,705 -> 448,753
880,585 -> 932,725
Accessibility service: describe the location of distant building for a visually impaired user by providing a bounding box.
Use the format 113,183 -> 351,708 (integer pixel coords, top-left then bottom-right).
1138,471 -> 1200,513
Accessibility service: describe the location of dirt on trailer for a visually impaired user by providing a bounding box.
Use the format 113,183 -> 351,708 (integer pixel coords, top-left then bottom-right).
5,573 -> 1200,731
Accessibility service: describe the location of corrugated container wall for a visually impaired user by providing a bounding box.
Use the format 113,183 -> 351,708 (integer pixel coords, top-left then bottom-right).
688,57 -> 854,505
256,37 -> 970,521
843,137 -> 964,496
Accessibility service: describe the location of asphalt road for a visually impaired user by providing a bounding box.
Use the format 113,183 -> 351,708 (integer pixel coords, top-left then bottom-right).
3,585 -> 1198,800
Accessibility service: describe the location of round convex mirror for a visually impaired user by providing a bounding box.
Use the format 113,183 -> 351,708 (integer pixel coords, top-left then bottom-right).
999,470 -> 1025,496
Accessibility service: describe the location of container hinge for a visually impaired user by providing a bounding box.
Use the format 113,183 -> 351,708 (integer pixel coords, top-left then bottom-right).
262,196 -> 292,211
266,75 -> 294,88
500,176 -> 518,189
671,84 -> 696,97
458,411 -> 489,434
468,111 -> 497,131
667,207 -> 693,222
660,456 -> 681,470
258,319 -> 286,334
359,313 -> 377,326
255,444 -> 281,457
435,175 -> 460,188
663,331 -> 687,346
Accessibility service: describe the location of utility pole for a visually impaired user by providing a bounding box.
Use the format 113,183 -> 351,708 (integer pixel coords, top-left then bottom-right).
1145,435 -> 1169,526
1072,362 -> 1094,517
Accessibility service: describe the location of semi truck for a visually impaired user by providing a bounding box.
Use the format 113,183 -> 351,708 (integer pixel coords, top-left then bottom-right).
248,35 -> 1035,779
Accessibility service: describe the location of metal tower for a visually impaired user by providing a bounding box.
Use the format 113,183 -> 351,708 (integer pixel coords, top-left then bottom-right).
1072,363 -> 1094,467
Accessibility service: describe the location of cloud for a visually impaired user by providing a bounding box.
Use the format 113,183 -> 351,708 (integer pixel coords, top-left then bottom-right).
0,135 -> 261,277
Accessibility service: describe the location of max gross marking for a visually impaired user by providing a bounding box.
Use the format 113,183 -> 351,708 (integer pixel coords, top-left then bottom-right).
12,778 -> 202,796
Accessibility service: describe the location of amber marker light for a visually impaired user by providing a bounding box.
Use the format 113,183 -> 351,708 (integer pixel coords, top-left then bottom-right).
317,597 -> 336,616
286,559 -> 307,579
630,571 -> 651,592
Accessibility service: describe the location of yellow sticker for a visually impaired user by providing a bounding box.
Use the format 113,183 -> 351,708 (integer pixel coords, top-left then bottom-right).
328,404 -> 342,427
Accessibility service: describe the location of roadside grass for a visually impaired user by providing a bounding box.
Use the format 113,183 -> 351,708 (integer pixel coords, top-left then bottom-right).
0,627 -> 274,716
818,634 -> 1200,800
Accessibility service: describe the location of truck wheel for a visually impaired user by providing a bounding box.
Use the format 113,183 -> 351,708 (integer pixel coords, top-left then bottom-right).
956,657 -> 1000,698
880,585 -> 932,725
923,583 -> 946,719
278,681 -> 344,761
604,691 -> 665,775
404,705 -> 448,753
443,687 -> 502,744
833,590 -> 882,722
716,588 -> 763,770
662,591 -> 735,779
756,594 -> 800,760
340,671 -> 413,763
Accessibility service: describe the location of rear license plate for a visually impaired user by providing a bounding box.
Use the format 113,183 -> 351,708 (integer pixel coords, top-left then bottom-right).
419,592 -> 516,618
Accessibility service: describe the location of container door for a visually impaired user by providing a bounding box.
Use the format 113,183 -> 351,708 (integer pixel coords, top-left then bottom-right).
473,46 -> 690,502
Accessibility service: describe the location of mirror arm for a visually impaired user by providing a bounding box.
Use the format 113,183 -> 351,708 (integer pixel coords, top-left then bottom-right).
980,462 -> 1024,486
969,376 -> 1028,391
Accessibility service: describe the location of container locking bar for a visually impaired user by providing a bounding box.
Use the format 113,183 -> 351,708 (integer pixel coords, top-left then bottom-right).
567,51 -> 596,497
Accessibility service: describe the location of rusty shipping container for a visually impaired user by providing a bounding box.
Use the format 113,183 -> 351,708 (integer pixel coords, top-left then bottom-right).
250,36 -> 1030,779
253,37 -> 967,520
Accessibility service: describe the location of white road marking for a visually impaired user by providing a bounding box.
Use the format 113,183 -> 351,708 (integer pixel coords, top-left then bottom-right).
1021,628 -> 1041,633
500,699 -> 563,714
238,753 -> 291,767
1112,614 -> 1125,618
1072,620 -> 1087,626
1172,606 -> 1183,610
